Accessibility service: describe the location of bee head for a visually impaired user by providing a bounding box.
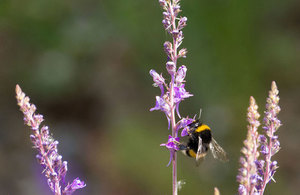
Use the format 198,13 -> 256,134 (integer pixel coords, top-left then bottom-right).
187,119 -> 202,134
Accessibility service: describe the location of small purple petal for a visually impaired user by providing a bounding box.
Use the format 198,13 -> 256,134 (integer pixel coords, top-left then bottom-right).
181,128 -> 188,137
178,16 -> 187,30
176,117 -> 194,136
161,135 -> 181,166
150,96 -> 166,112
159,0 -> 167,7
63,178 -> 86,195
238,184 -> 246,195
150,69 -> 165,87
178,48 -> 187,58
260,145 -> 269,155
174,84 -> 193,104
175,103 -> 181,118
166,149 -> 175,167
150,96 -> 171,122
164,41 -> 173,58
258,135 -> 267,144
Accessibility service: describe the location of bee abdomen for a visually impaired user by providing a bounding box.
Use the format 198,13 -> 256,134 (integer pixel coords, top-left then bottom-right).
199,130 -> 212,144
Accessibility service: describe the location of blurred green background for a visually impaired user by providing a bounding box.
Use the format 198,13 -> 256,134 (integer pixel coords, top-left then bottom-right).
0,0 -> 299,194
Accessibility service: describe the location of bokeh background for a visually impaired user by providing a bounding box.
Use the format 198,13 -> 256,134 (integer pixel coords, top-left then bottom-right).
0,0 -> 299,194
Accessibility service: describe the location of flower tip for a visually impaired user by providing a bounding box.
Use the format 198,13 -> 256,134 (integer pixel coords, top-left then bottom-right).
214,187 -> 220,195
249,96 -> 255,103
16,84 -> 22,95
166,61 -> 176,75
149,69 -> 155,76
271,81 -> 277,89
271,81 -> 279,95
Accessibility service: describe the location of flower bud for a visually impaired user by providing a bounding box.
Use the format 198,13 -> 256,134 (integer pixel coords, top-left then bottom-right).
164,41 -> 173,58
178,48 -> 187,58
149,69 -> 165,86
178,17 -> 187,30
166,61 -> 176,76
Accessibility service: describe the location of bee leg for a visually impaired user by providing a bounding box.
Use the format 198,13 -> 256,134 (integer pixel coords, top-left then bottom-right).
178,144 -> 188,150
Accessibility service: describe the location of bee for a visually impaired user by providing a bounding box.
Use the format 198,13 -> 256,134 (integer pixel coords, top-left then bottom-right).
180,119 -> 228,164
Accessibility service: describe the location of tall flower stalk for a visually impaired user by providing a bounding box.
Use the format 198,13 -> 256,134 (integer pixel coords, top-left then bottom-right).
237,96 -> 261,194
258,81 -> 281,194
150,0 -> 192,194
16,85 -> 86,195
237,81 -> 281,195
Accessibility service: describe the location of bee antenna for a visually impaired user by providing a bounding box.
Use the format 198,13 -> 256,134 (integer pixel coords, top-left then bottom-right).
198,108 -> 202,120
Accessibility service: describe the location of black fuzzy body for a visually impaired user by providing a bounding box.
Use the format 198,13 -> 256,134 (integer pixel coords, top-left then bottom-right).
185,120 -> 212,158
187,130 -> 212,155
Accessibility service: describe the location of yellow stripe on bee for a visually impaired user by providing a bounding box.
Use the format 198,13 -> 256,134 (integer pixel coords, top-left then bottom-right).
188,150 -> 207,159
195,124 -> 211,133
188,150 -> 197,158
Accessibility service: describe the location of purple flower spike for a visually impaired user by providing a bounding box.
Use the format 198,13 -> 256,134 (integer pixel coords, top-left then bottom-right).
16,85 -> 85,195
237,81 -> 281,195
257,81 -> 281,194
150,1 -> 193,194
237,96 -> 260,195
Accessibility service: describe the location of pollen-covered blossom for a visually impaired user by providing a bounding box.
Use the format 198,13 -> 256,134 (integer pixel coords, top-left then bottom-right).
237,96 -> 261,195
257,81 -> 281,194
16,85 -> 85,195
237,81 -> 281,195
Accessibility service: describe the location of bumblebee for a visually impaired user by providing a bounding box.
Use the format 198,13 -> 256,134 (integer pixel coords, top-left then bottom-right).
180,119 -> 228,164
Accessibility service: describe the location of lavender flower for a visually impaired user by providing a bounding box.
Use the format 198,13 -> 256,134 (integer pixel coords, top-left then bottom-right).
237,96 -> 261,195
16,85 -> 86,195
237,81 -> 281,195
150,1 -> 193,194
257,81 -> 281,194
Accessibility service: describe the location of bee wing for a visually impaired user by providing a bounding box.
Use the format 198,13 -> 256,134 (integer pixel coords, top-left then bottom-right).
196,136 -> 203,161
195,136 -> 206,166
209,138 -> 228,162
